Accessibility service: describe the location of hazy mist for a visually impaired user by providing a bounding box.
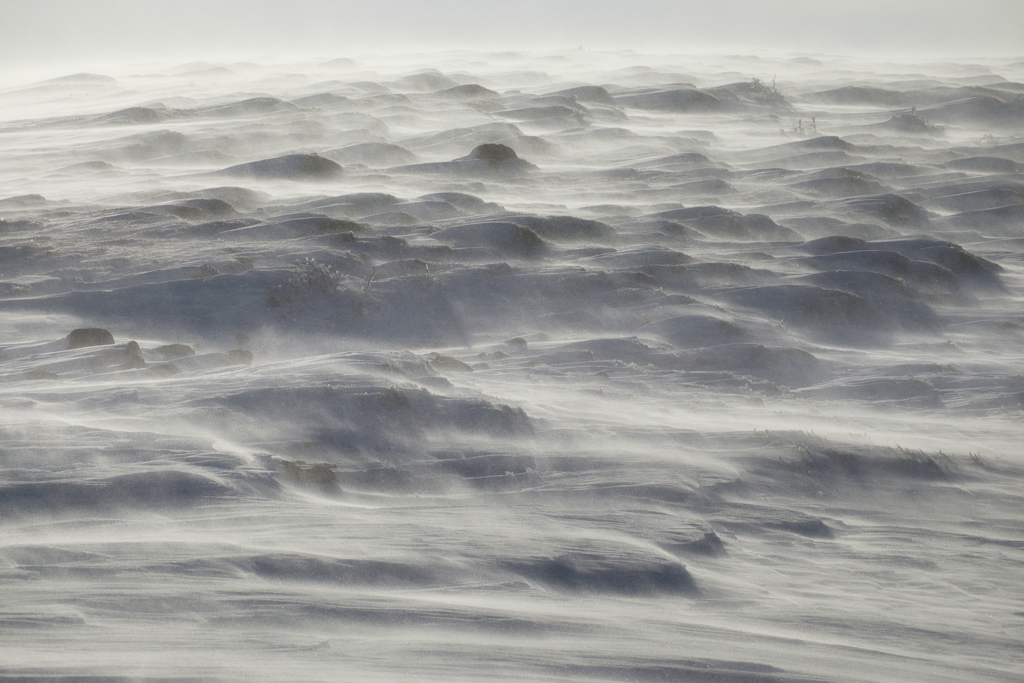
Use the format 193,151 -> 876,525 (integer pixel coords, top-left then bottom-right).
3,0 -> 1022,81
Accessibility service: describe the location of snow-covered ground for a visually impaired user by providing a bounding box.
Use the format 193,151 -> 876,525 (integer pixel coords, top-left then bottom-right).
1,51 -> 1023,682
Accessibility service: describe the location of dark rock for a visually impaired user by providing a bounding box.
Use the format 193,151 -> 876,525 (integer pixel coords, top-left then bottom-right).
25,368 -> 59,381
502,553 -> 696,595
437,84 -> 499,99
278,459 -> 338,485
879,112 -> 941,134
146,364 -> 182,378
615,88 -> 725,113
547,85 -> 615,105
221,153 -> 343,181
86,341 -> 146,370
117,355 -> 147,370
394,143 -> 535,177
0,194 -> 48,208
67,328 -> 114,349
666,531 -> 727,557
464,143 -> 519,163
152,343 -> 196,358
430,354 -> 474,372
509,215 -> 618,243
837,194 -> 934,227
325,142 -> 417,167
767,519 -> 835,538
218,349 -> 253,366
430,222 -> 546,256
93,106 -> 167,125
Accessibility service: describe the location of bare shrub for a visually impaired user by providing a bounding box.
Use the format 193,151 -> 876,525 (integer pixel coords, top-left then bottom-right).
290,258 -> 343,294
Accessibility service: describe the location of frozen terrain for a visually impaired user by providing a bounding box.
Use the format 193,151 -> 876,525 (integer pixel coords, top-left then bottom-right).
1,51 -> 1023,682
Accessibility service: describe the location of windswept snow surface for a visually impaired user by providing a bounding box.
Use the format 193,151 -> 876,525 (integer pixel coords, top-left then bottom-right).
1,52 -> 1023,682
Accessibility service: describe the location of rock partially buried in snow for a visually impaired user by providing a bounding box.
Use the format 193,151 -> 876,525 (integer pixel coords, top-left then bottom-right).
508,215 -> 619,244
145,364 -> 182,378
615,87 -> 726,113
151,343 -> 196,359
25,368 -> 60,381
684,343 -> 825,388
429,354 -> 474,372
452,143 -> 537,173
67,328 -> 114,349
430,222 -> 546,257
462,143 -> 519,163
87,340 -> 146,370
216,349 -> 253,366
835,193 -> 934,227
393,143 -> 537,177
324,142 -> 418,167
501,551 -> 697,595
277,459 -> 338,485
651,206 -> 800,241
221,153 -> 343,181
436,83 -> 499,100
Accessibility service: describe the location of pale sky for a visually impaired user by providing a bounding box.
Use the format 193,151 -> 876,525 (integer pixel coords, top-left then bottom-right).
2,0 -> 1022,75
